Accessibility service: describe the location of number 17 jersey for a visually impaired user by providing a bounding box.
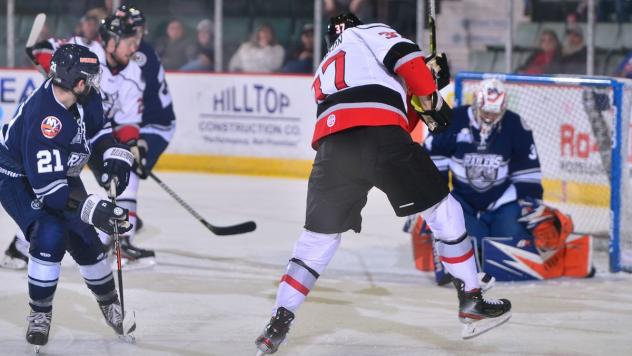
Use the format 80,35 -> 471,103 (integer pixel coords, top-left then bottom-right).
311,23 -> 427,148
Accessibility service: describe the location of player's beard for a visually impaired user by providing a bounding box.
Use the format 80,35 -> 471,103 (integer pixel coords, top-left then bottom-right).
73,86 -> 92,105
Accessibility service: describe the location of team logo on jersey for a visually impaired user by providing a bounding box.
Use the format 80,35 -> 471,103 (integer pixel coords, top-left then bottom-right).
132,51 -> 147,67
463,153 -> 503,191
456,128 -> 472,143
326,114 -> 336,127
41,116 -> 62,139
30,199 -> 43,210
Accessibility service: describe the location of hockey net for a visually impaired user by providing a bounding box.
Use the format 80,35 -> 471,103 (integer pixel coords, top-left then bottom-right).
455,73 -> 632,272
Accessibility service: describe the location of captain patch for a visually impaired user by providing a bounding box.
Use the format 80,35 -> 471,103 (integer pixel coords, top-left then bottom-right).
41,116 -> 62,139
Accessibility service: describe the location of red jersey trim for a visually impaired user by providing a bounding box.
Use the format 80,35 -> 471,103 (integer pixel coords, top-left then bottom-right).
311,107 -> 409,149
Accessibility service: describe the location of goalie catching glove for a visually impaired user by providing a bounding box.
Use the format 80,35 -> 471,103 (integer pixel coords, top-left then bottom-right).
410,91 -> 452,133
518,198 -> 574,251
80,195 -> 132,235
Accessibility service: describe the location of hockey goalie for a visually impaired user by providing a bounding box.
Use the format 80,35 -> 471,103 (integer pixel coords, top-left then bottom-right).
404,79 -> 594,282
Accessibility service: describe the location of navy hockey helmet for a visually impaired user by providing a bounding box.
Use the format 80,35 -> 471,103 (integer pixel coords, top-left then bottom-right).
327,12 -> 362,47
118,5 -> 146,27
50,44 -> 101,91
99,11 -> 137,45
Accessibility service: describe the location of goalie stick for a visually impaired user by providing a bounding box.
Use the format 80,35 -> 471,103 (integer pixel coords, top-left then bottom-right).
148,171 -> 257,236
26,13 -> 47,76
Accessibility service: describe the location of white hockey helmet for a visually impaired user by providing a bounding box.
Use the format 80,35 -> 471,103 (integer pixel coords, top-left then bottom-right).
473,78 -> 508,127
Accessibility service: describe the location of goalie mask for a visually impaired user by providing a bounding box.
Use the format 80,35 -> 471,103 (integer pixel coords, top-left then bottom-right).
473,79 -> 508,128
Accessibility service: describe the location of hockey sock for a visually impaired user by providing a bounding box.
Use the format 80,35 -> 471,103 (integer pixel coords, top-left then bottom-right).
422,194 -> 480,291
79,258 -> 117,305
273,230 -> 341,314
27,256 -> 60,313
117,172 -> 139,243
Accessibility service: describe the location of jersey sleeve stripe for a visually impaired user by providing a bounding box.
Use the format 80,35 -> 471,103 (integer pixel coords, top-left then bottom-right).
36,182 -> 68,200
32,178 -> 68,195
382,42 -> 422,74
393,51 -> 425,73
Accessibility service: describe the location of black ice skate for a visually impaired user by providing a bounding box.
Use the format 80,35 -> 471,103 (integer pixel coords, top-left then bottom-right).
119,236 -> 156,269
1,236 -> 28,270
453,278 -> 511,339
255,307 -> 295,355
26,310 -> 52,353
99,299 -> 136,342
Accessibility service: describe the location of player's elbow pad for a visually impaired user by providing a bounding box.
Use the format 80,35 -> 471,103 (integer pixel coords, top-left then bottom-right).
394,56 -> 436,96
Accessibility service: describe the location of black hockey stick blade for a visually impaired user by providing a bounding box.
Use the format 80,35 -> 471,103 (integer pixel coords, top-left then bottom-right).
202,219 -> 257,236
148,171 -> 256,236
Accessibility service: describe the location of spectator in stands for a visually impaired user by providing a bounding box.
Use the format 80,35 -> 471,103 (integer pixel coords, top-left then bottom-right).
180,19 -> 214,72
324,0 -> 374,21
77,15 -> 100,44
560,27 -> 587,74
613,52 -> 632,78
155,19 -> 195,70
282,24 -> 315,74
517,29 -> 562,74
229,23 -> 285,73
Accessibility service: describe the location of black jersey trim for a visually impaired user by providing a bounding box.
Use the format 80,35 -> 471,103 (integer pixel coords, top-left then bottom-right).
316,84 -> 406,117
383,42 -> 422,74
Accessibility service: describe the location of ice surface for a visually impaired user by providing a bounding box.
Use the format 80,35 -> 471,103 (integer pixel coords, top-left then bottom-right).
1,172 -> 631,355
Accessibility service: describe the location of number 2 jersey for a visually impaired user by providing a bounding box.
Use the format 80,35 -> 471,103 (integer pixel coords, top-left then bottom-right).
311,23 -> 436,148
0,79 -> 111,211
424,105 -> 543,211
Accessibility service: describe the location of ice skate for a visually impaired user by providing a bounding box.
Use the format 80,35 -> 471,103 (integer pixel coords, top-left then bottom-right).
119,236 -> 156,270
439,272 -> 495,292
26,310 -> 52,353
99,299 -> 136,342
453,278 -> 511,339
1,236 -> 28,270
255,307 -> 295,355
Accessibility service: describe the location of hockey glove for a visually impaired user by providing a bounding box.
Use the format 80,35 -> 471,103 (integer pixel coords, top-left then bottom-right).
410,91 -> 452,133
518,198 -> 573,251
80,194 -> 132,235
425,52 -> 450,90
100,146 -> 135,197
128,138 -> 149,179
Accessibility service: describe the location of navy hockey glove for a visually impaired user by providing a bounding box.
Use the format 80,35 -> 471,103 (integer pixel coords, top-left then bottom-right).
128,138 -> 149,179
425,52 -> 450,90
80,194 -> 132,235
100,146 -> 134,197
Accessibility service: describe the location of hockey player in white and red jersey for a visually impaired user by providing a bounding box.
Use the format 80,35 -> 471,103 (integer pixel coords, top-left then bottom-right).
254,13 -> 512,354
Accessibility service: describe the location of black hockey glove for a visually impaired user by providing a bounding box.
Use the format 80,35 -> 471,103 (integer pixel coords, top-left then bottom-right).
425,52 -> 450,90
128,138 -> 149,179
80,194 -> 132,235
410,91 -> 452,133
100,146 -> 135,197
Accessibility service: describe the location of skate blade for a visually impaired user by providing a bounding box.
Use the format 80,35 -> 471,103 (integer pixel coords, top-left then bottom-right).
33,345 -> 41,354
113,257 -> 156,271
1,256 -> 27,270
461,312 -> 511,339
254,350 -> 265,356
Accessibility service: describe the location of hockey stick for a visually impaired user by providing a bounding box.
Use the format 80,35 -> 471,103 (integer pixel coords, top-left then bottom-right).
148,171 -> 257,236
26,13 -> 47,76
428,0 -> 437,57
109,185 -> 126,322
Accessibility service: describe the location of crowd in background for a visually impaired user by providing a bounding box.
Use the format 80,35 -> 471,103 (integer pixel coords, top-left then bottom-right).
7,0 -> 632,77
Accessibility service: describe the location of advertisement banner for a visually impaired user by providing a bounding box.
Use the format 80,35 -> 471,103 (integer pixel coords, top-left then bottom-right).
167,73 -> 317,160
0,69 -> 44,126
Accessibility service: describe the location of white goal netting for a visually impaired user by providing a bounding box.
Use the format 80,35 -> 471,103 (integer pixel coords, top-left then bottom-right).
455,73 -> 632,272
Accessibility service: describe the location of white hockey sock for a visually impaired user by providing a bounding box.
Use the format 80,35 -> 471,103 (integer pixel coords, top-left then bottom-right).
116,172 -> 139,242
422,194 -> 480,291
15,230 -> 30,256
273,230 -> 341,314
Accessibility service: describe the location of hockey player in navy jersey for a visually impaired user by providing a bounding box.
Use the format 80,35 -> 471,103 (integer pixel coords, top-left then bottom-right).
0,44 -> 136,350
254,14 -> 511,354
